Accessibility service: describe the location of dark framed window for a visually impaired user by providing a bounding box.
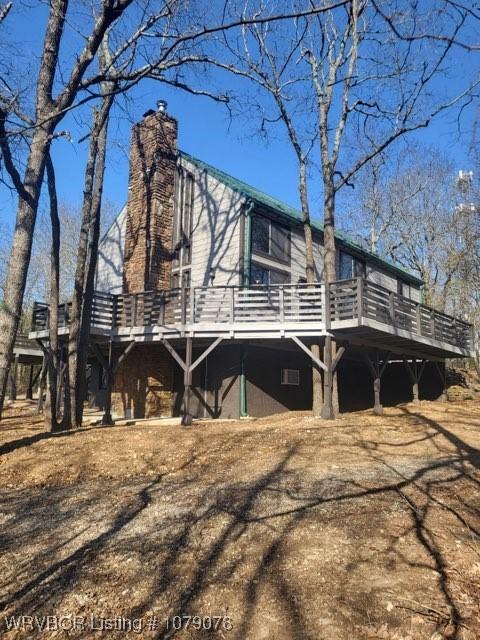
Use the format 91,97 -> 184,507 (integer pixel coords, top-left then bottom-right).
250,262 -> 289,285
173,170 -> 194,267
397,279 -> 410,298
339,251 -> 366,280
281,368 -> 300,386
251,215 -> 290,263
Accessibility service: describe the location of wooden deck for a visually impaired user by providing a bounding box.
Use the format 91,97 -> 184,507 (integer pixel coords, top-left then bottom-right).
30,278 -> 474,360
12,333 -> 43,363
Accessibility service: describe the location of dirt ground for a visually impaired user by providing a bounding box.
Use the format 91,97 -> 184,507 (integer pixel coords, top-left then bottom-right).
0,399 -> 479,640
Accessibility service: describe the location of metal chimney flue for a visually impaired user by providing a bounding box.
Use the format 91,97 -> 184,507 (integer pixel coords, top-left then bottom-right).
157,100 -> 167,113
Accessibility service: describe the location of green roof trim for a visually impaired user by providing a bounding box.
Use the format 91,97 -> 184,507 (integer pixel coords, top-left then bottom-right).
180,149 -> 424,287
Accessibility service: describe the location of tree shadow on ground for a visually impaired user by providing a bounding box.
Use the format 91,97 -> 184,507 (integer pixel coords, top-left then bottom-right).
1,408 -> 479,640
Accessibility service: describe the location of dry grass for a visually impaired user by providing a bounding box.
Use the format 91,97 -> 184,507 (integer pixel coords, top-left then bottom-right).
0,399 -> 479,639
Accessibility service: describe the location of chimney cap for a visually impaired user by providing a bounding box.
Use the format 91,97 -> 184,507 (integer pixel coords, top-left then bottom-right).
157,99 -> 168,113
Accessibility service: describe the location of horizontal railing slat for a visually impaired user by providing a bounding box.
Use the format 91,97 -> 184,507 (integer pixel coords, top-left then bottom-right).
30,279 -> 473,352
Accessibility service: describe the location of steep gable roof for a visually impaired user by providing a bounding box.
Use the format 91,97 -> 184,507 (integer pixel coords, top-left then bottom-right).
180,150 -> 424,287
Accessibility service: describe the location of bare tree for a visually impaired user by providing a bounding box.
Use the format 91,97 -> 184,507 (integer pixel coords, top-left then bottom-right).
0,0 -> 137,419
220,0 -> 474,417
66,39 -> 116,429
218,17 -> 325,413
0,0 -> 364,422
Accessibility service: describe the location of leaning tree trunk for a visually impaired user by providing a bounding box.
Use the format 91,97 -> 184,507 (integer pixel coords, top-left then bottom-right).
0,127 -> 53,420
72,96 -> 113,428
67,126 -> 100,428
299,160 -> 324,415
0,0 -> 68,420
67,80 -> 114,428
45,154 -> 62,432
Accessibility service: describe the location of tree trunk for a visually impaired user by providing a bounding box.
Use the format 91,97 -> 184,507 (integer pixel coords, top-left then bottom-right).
323,174 -> 339,417
299,160 -> 324,414
0,127 -> 52,419
45,153 -> 62,432
0,0 -> 68,420
67,82 -> 114,428
67,123 -> 99,428
74,97 -> 113,427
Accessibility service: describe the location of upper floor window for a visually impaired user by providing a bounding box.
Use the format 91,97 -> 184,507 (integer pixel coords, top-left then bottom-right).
339,250 -> 366,280
250,262 -> 290,285
251,215 -> 290,263
397,279 -> 411,298
173,170 -> 194,267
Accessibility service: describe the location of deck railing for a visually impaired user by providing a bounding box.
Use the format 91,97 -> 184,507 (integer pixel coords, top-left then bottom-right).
31,278 -> 474,352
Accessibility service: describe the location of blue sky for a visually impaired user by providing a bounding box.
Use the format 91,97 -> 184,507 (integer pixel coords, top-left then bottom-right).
0,2 -> 477,237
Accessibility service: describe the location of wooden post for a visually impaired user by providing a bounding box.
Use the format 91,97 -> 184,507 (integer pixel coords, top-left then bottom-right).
36,354 -> 47,414
321,283 -> 335,420
26,365 -> 35,400
416,304 -> 422,336
101,341 -> 114,426
132,293 -> 138,326
279,286 -> 285,323
189,287 -> 195,324
403,357 -> 426,405
8,354 -> 19,401
434,361 -> 448,402
356,276 -> 364,320
111,295 -> 118,329
182,337 -> 193,426
364,349 -> 390,416
389,292 -> 395,325
231,286 -> 236,323
373,350 -> 381,414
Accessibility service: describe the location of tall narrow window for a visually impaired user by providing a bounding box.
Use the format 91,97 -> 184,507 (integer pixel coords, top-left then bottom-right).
251,214 -> 290,263
173,170 -> 194,267
182,174 -> 194,265
339,251 -> 365,279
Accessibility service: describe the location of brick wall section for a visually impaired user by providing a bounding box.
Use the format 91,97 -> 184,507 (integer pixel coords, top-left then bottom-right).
123,110 -> 178,293
112,345 -> 174,419
118,109 -> 178,418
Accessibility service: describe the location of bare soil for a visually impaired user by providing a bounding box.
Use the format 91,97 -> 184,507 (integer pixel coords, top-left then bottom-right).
0,399 -> 479,639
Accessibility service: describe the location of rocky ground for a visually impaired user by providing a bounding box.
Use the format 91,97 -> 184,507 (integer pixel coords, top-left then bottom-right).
0,398 -> 479,639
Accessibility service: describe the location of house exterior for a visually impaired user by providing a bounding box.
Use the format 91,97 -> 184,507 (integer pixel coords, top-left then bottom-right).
30,105 -> 475,422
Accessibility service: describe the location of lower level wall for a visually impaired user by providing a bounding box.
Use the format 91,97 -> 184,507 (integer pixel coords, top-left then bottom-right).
88,341 -> 445,420
112,344 -> 174,419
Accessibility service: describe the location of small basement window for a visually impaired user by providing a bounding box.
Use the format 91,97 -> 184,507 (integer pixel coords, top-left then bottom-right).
281,368 -> 300,386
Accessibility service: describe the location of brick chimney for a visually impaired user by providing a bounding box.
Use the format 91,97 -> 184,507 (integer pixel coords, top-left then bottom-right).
123,103 -> 178,293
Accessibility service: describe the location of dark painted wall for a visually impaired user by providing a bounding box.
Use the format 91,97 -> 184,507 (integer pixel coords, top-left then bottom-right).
90,341 -> 445,420
245,345 -> 312,417
173,344 -> 241,419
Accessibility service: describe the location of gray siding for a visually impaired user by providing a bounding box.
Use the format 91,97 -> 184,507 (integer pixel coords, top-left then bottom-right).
94,168 -> 421,302
95,206 -> 127,294
181,158 -> 244,287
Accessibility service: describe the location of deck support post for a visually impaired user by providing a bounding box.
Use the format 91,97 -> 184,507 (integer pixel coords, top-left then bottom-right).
182,337 -> 193,426
8,354 -> 19,401
321,335 -> 335,420
403,357 -> 427,405
162,337 -> 224,426
36,350 -> 48,414
92,341 -> 137,426
239,345 -> 248,417
290,335 -> 345,420
434,361 -> 448,402
364,349 -> 391,415
26,365 -> 35,400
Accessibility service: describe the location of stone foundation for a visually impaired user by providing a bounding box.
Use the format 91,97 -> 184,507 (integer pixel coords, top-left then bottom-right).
112,345 -> 174,419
